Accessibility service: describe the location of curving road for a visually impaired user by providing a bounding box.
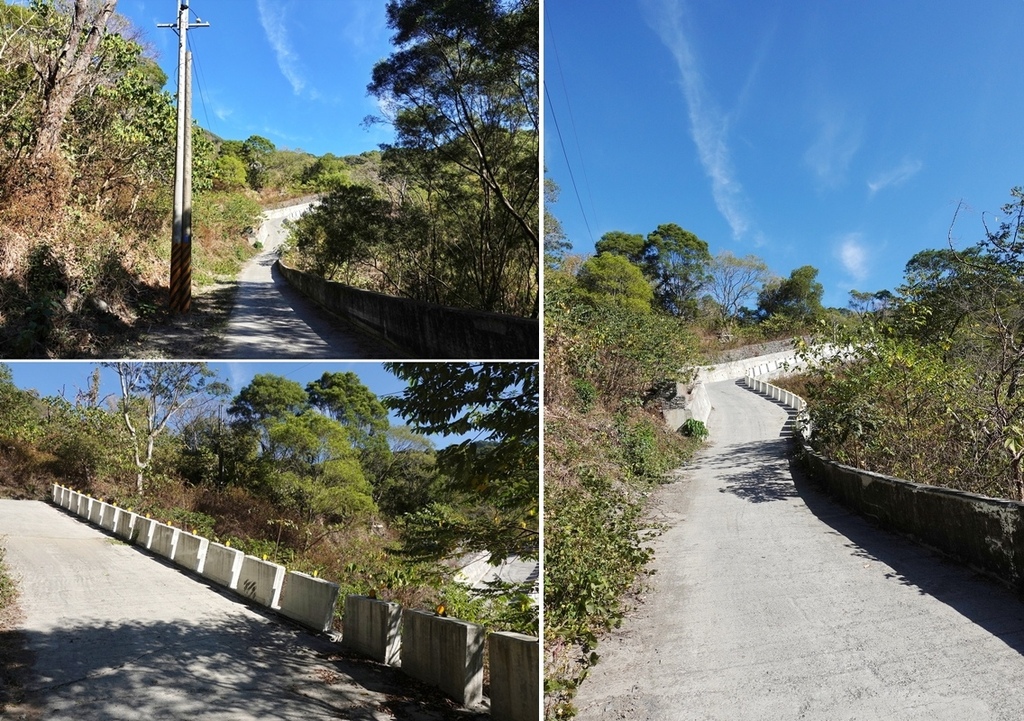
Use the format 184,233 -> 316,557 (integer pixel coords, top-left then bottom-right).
575,379 -> 1024,720
0,500 -> 481,720
216,203 -> 396,359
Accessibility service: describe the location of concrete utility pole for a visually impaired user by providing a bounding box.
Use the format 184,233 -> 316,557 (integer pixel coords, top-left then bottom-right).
159,1 -> 208,314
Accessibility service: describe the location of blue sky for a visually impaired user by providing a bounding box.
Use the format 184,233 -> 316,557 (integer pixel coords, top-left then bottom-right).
4,362 -> 497,449
544,0 -> 1024,308
116,0 -> 397,156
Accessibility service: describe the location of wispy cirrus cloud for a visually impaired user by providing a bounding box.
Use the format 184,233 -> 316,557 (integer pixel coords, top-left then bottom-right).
805,105 -> 862,189
868,158 -> 923,195
836,233 -> 869,283
642,0 -> 751,239
256,0 -> 306,95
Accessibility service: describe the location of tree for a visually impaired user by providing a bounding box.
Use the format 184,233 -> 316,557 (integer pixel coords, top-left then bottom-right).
706,251 -> 771,322
595,230 -> 645,265
288,184 -> 391,281
107,362 -> 228,495
367,0 -> 539,316
594,223 -> 712,317
212,153 -> 247,191
369,0 -> 538,248
228,374 -> 307,454
241,134 -> 275,190
643,223 -> 711,317
306,370 -> 391,475
543,177 -> 570,269
757,265 -> 824,324
383,362 -> 539,562
28,0 -> 118,163
264,410 -> 377,527
575,252 -> 654,314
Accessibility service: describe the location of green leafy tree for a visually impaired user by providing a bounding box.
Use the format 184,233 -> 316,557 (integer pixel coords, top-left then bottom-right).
212,153 -> 248,191
757,264 -> 825,325
265,410 -> 377,527
241,134 -> 275,190
383,362 -> 539,563
367,0 -> 539,316
643,223 -> 711,317
288,184 -> 390,281
575,252 -> 654,314
594,230 -> 645,265
228,374 -> 308,454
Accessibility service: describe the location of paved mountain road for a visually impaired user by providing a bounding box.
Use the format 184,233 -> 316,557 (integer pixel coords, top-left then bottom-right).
574,379 -> 1024,720
0,500 -> 479,721
216,202 -> 396,359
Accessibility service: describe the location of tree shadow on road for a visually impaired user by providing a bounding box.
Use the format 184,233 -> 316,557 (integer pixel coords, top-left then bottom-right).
791,458 -> 1024,657
2,612 -> 486,721
708,438 -> 800,504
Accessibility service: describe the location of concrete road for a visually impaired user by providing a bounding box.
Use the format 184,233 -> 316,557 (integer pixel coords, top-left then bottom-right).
574,379 -> 1024,720
0,500 -> 481,721
217,202 -> 395,359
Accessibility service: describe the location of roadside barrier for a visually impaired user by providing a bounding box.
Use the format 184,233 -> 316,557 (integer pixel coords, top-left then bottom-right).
48,484 -> 539,718
739,377 -> 1024,594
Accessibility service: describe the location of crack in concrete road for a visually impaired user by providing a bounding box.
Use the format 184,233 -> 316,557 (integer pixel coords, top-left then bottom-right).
214,202 -> 397,359
0,500 -> 485,721
574,379 -> 1024,720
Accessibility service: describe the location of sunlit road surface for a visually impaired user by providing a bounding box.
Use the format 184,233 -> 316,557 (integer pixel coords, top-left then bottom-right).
218,202 -> 395,359
575,379 -> 1024,721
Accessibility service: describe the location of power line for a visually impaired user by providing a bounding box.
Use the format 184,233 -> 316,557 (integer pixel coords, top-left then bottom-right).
545,16 -> 600,239
187,33 -> 214,135
544,82 -> 595,247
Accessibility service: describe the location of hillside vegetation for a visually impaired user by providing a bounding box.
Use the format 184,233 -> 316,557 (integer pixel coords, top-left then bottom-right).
780,189 -> 1024,502
0,362 -> 539,636
1,0 -> 521,357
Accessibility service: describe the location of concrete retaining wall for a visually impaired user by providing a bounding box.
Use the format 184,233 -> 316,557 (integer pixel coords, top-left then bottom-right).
131,516 -> 156,549
342,595 -> 401,665
804,451 -> 1024,590
277,261 -> 539,360
88,498 -> 105,525
489,632 -> 539,721
149,523 -> 180,560
173,531 -> 209,574
236,555 -> 285,609
48,485 -> 536,712
98,504 -> 118,532
740,378 -> 1024,593
401,609 -> 484,706
278,572 -> 340,632
114,510 -> 137,540
201,542 -> 244,589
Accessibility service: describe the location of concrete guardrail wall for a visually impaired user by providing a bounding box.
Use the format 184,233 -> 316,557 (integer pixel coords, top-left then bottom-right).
49,486 -> 339,634
739,377 -> 1024,593
342,595 -> 538,719
277,261 -> 539,360
49,485 -> 539,718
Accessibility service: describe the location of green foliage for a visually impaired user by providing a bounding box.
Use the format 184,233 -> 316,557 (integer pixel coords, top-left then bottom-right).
287,184 -> 390,280
757,265 -> 825,326
575,252 -> 654,313
212,154 -> 248,191
359,0 -> 539,316
383,363 -> 539,563
570,378 -> 597,412
680,418 -> 709,441
595,223 -> 712,317
545,297 -> 701,407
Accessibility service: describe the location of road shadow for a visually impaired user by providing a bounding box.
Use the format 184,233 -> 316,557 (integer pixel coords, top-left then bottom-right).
791,457 -> 1024,657
3,613 -> 487,721
707,438 -> 800,504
